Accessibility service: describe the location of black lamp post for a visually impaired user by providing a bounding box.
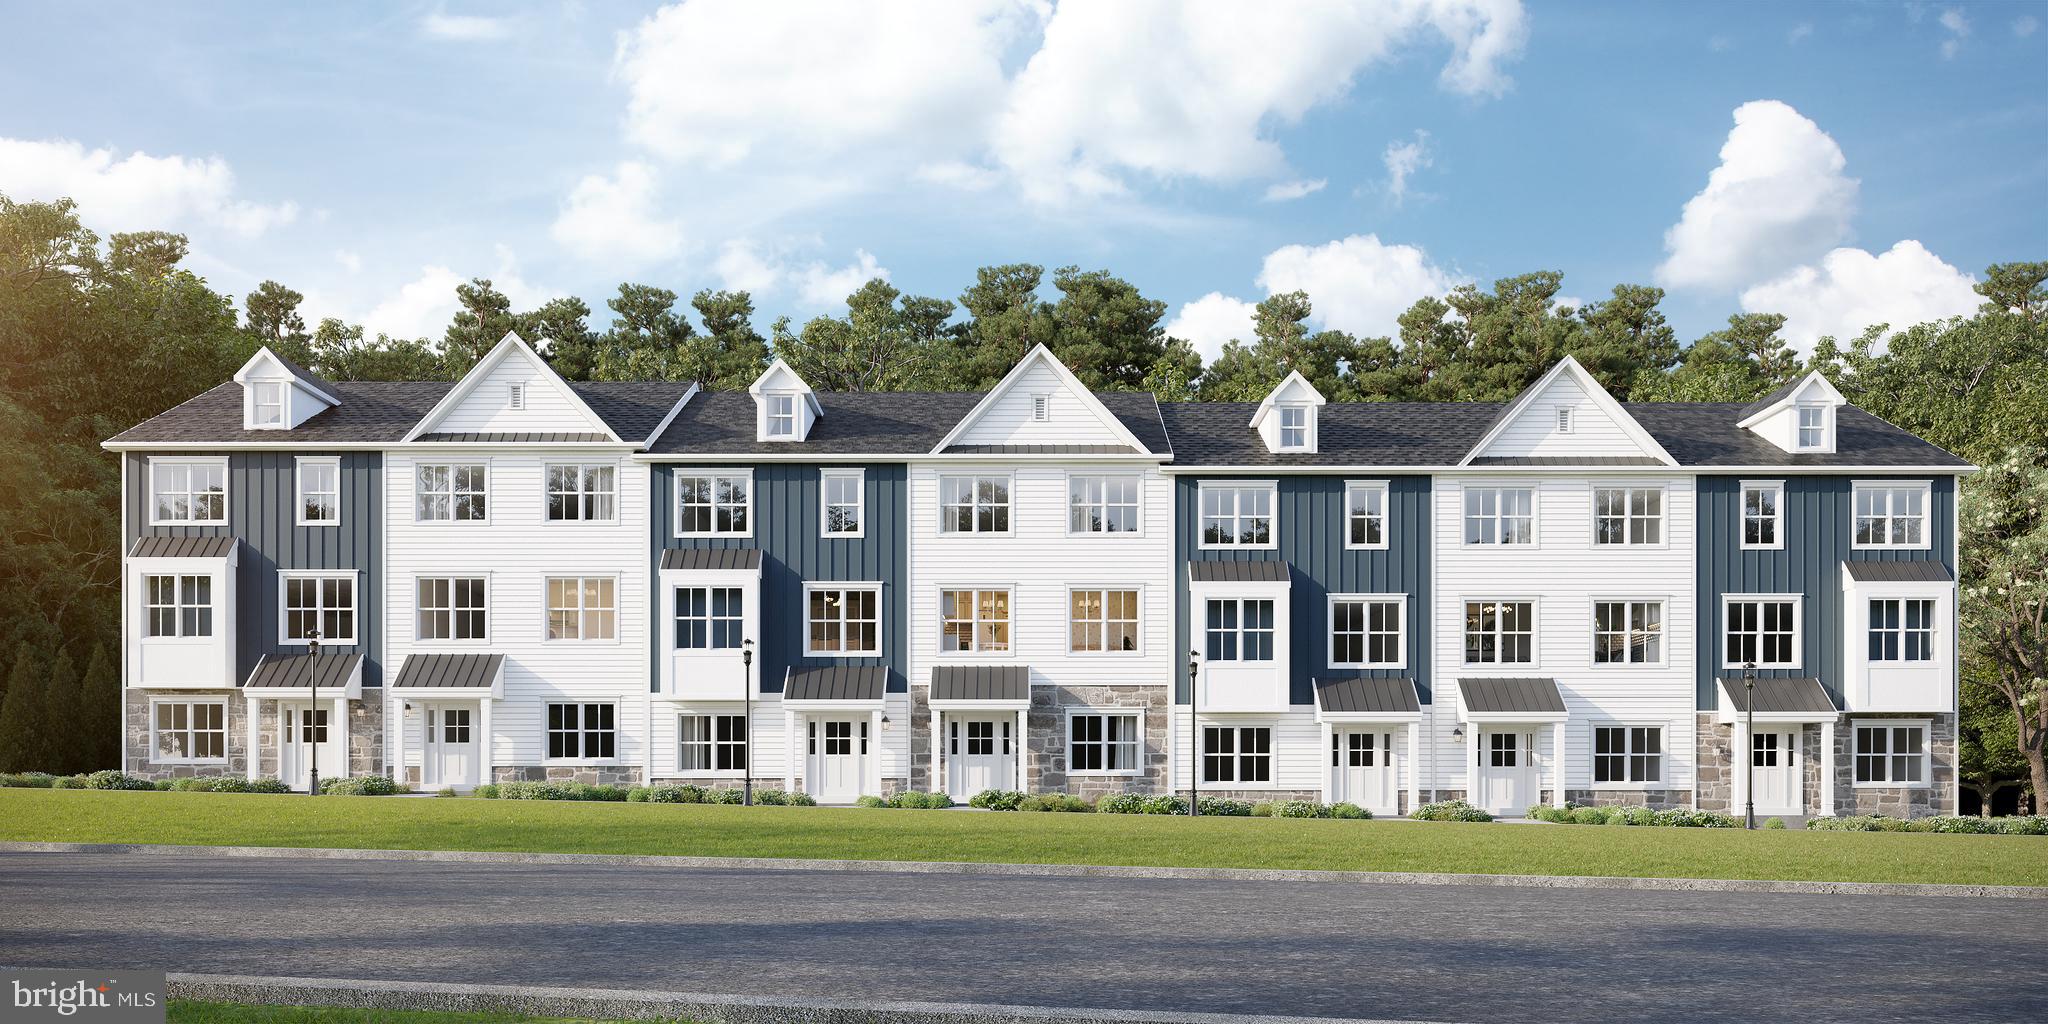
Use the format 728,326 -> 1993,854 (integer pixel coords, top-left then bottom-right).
742,639 -> 754,807
306,630 -> 322,796
1743,661 -> 1757,830
1187,648 -> 1200,817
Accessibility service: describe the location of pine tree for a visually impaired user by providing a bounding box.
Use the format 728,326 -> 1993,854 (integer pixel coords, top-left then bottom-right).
0,643 -> 51,772
78,645 -> 121,773
40,649 -> 82,774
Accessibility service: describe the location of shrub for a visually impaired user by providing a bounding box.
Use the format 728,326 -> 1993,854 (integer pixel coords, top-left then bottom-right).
2001,815 -> 2048,835
436,787 -> 457,798
1329,802 -> 1371,820
319,776 -> 400,797
969,789 -> 1027,811
153,779 -> 175,791
626,787 -> 650,802
1413,800 -> 1493,822
0,772 -> 59,789
1097,793 -> 1145,814
1919,815 -> 2001,834
1807,814 -> 1910,832
1651,808 -> 1740,828
1249,801 -> 1274,817
646,784 -> 705,804
1019,793 -> 1091,812
1763,816 -> 1787,830
1140,795 -> 1189,815
496,780 -> 628,801
472,783 -> 501,799
82,770 -> 155,791
1618,806 -> 1659,826
854,795 -> 888,808
890,790 -> 955,809
751,788 -> 787,805
51,776 -> 84,790
1569,806 -> 1613,826
250,777 -> 291,794
787,791 -> 818,806
1197,797 -> 1253,816
1273,800 -> 1327,819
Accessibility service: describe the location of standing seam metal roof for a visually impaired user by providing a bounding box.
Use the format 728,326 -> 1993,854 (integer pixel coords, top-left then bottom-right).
1457,677 -> 1568,715
1313,677 -> 1421,714
391,653 -> 505,689
929,666 -> 1030,702
243,652 -> 363,689
1717,676 -> 1839,714
784,665 -> 888,701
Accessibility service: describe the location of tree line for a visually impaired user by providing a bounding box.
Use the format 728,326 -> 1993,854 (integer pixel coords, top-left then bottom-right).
0,191 -> 2042,807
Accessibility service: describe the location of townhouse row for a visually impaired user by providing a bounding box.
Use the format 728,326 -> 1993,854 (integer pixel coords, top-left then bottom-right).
105,336 -> 1969,817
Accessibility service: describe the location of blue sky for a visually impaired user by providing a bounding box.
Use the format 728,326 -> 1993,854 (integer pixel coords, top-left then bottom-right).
2,1 -> 2042,365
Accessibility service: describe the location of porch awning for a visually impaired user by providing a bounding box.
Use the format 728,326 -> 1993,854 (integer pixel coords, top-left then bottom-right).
1188,561 -> 1288,583
242,652 -> 363,699
1456,677 -> 1567,722
1843,561 -> 1953,583
784,665 -> 887,705
1314,677 -> 1421,721
390,653 -> 505,697
130,536 -> 236,559
930,665 -> 1030,708
1716,676 -> 1839,723
662,548 -> 762,572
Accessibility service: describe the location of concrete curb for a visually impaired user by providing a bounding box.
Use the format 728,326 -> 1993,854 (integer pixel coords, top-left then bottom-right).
5,840 -> 2042,899
165,971 -> 1455,1024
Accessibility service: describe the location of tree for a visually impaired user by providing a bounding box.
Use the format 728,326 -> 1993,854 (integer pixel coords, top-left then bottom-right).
441,278 -> 528,375
0,644 -> 51,771
78,644 -> 120,773
1194,292 -> 1357,401
1959,670 -> 2031,814
592,283 -> 694,381
243,280 -> 310,359
689,289 -> 772,389
949,263 -> 1055,388
1958,447 -> 2048,806
1974,260 -> 2046,325
1047,266 -> 1168,389
1141,339 -> 1203,403
528,297 -> 599,381
38,648 -> 81,774
773,278 -> 946,391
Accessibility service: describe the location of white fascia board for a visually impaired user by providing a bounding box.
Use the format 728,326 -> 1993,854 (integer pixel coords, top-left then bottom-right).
1313,710 -> 1424,725
1457,356 -> 1678,467
748,358 -> 822,418
1160,464 -> 1975,475
1247,370 -> 1327,430
233,348 -> 341,407
926,698 -> 1034,711
929,344 -> 1149,454
641,382 -> 701,449
402,332 -> 622,443
1736,372 -> 1848,429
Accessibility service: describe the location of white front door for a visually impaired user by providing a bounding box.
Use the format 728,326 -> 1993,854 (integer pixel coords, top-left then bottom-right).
807,717 -> 867,803
279,702 -> 341,792
1750,729 -> 1801,815
946,715 -> 1015,799
425,703 -> 479,789
1477,730 -> 1537,816
1332,730 -> 1397,814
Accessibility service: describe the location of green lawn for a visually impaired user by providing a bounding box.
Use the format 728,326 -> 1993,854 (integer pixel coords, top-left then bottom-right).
5,789 -> 2043,887
170,1000 -> 686,1023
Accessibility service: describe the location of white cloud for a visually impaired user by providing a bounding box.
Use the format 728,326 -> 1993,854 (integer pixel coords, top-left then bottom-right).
1164,292 -> 1259,366
1257,234 -> 1462,340
1262,178 -> 1327,202
549,161 -> 683,265
913,161 -> 1004,192
1656,100 -> 1857,291
1382,130 -> 1432,204
795,249 -> 889,308
2017,15 -> 2040,38
712,240 -> 783,294
710,241 -> 889,308
1787,22 -> 1813,44
361,248 -> 556,341
334,249 -> 362,274
421,12 -> 513,41
0,136 -> 297,237
1939,8 -> 1969,58
1739,240 -> 1980,351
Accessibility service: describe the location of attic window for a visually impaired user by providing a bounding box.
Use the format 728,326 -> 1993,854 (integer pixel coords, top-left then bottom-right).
508,382 -> 527,410
1032,395 -> 1050,422
250,382 -> 285,428
767,394 -> 797,438
1278,406 -> 1309,449
1556,407 -> 1575,434
1796,405 -> 1827,450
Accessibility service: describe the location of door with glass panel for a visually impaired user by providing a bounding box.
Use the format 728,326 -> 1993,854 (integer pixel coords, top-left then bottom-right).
279,702 -> 341,792
946,715 -> 1014,799
1476,730 -> 1536,815
1333,730 -> 1397,814
1751,730 -> 1801,815
806,717 -> 867,803
424,703 -> 478,789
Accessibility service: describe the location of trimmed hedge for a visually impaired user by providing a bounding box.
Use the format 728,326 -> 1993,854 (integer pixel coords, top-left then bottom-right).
854,795 -> 888,808
318,776 -> 404,796
628,784 -> 815,805
969,789 -> 1027,811
1809,814 -> 2048,835
1528,803 -> 1738,828
1413,800 -> 1494,822
888,790 -> 955,809
1018,793 -> 1092,812
0,772 -> 60,789
82,770 -> 156,791
489,780 -> 630,802
1329,802 -> 1371,820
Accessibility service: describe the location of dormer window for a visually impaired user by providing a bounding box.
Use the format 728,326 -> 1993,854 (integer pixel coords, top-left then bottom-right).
1796,405 -> 1827,450
1556,407 -> 1575,434
508,382 -> 527,410
766,394 -> 797,438
1278,406 -> 1309,449
250,382 -> 285,428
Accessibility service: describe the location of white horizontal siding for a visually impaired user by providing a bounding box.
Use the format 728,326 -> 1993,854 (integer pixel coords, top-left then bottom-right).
646,693 -> 911,783
1480,373 -> 1657,460
434,356 -> 607,435
950,363 -> 1132,447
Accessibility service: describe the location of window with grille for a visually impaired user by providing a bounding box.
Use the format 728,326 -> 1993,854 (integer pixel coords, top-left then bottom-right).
547,702 -> 615,759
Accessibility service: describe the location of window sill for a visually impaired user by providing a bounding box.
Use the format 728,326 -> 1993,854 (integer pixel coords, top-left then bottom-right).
1850,780 -> 1931,790
1068,769 -> 1144,778
149,758 -> 229,766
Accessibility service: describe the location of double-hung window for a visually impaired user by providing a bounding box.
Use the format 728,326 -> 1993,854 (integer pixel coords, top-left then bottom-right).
1204,598 -> 1275,662
1199,484 -> 1274,547
1069,475 -> 1140,534
1330,596 -> 1402,667
1854,723 -> 1927,785
939,475 -> 1010,534
1277,406 -> 1309,449
1069,589 -> 1139,653
417,577 -> 486,642
822,470 -> 863,536
1796,406 -> 1828,450
941,589 -> 1010,653
1869,598 -> 1936,663
765,394 -> 797,438
807,586 -> 879,655
546,464 -> 616,522
152,700 -> 226,762
1593,600 -> 1663,665
1346,481 -> 1388,548
547,702 -> 615,760
1069,712 -> 1142,773
676,472 -> 750,536
1464,487 -> 1534,545
679,714 -> 747,771
1853,483 -> 1928,549
250,381 -> 285,427
1464,600 -> 1534,664
150,459 -> 227,524
1593,725 -> 1664,784
297,457 -> 339,525
546,577 -> 616,641
1593,487 -> 1662,545
145,574 -> 213,637
1742,481 -> 1783,549
1725,596 -> 1798,667
1202,725 -> 1271,783
416,463 -> 486,522
283,573 -> 355,643
674,586 -> 744,650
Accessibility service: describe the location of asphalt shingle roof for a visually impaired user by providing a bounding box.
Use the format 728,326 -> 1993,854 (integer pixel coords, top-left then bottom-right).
1628,404 -> 1967,468
107,381 -> 454,445
647,388 -> 1169,456
570,381 -> 695,443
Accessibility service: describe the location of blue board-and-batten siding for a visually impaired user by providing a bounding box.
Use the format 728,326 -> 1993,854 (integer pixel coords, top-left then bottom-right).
1175,475 -> 1433,706
649,464 -> 909,694
1694,474 -> 1957,709
124,452 -> 384,687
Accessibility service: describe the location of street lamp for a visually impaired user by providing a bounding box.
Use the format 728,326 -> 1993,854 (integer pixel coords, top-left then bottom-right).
1743,661 -> 1757,830
742,639 -> 755,807
306,629 -> 322,796
1187,648 -> 1200,817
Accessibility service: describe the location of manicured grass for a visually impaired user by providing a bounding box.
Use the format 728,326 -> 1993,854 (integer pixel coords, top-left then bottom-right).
170,1000 -> 687,1023
5,789 -> 2043,886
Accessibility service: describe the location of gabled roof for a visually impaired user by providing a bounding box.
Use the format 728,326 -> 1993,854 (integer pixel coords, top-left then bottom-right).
234,347 -> 341,407
649,390 -> 985,455
1248,370 -> 1326,430
1160,401 -> 1498,466
572,381 -> 697,445
1460,356 -> 1676,467
1736,371 -> 1846,428
403,333 -> 622,444
931,345 -> 1153,455
107,380 -> 455,445
748,358 -> 822,417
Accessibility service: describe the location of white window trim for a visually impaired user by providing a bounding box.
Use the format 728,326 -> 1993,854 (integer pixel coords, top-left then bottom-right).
543,574 -> 620,645
247,380 -> 288,430
1065,584 -> 1145,658
1343,480 -> 1390,551
1795,403 -> 1833,452
1461,596 -> 1540,669
764,393 -> 799,440
935,472 -> 1016,537
543,461 -> 622,526
146,456 -> 230,526
147,697 -> 229,764
1740,479 -> 1785,551
669,581 -> 750,653
1589,721 -> 1667,789
1864,595 -> 1942,666
673,468 -> 755,539
1199,721 -> 1278,788
1200,594 -> 1280,664
1064,472 -> 1146,538
1196,480 -> 1279,551
1851,718 -> 1932,789
277,569 -> 360,645
295,456 -> 341,528
1589,483 -> 1668,550
820,468 -> 865,539
1850,479 -> 1934,552
937,585 -> 1016,657
1276,405 -> 1312,451
1721,593 -> 1804,670
1460,483 -> 1539,548
412,460 -> 491,526
139,571 -> 218,643
803,581 -> 883,658
413,573 -> 491,646
1064,708 -> 1145,776
1589,596 -> 1669,668
1327,592 -> 1407,670
675,711 -> 750,777
544,700 -> 620,764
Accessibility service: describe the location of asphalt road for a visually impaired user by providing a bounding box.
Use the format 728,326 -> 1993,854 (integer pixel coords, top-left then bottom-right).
3,852 -> 2042,1023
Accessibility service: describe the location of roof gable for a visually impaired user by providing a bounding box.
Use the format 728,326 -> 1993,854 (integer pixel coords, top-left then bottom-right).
403,333 -> 621,443
1736,371 -> 1845,428
233,347 -> 341,407
1460,356 -> 1676,466
932,345 -> 1150,453
1248,371 -> 1326,429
